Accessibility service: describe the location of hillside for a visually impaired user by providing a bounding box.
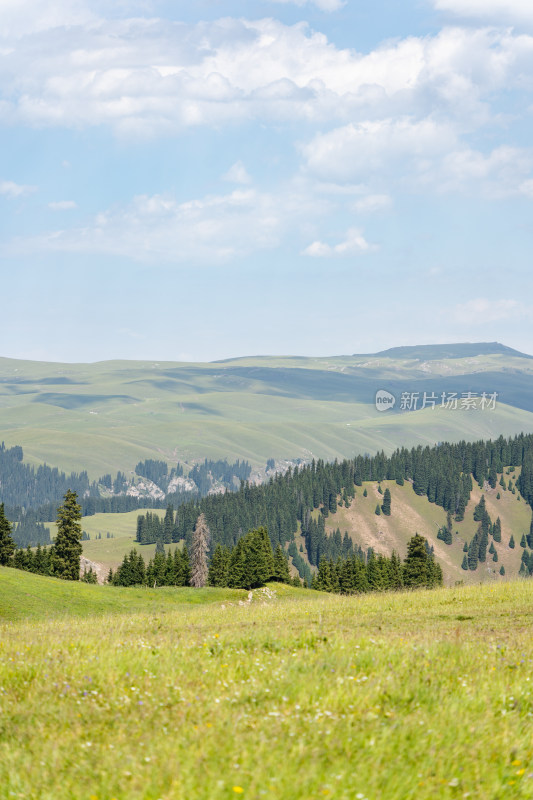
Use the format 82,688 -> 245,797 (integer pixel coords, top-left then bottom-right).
0,566 -> 244,622
0,343 -> 533,476
2,575 -> 533,798
72,466 -> 533,586
323,472 -> 531,585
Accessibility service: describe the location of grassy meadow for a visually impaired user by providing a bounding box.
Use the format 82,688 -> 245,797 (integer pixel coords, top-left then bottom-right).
2,569 -> 533,799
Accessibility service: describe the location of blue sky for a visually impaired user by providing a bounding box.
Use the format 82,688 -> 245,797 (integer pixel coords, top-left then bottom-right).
1,0 -> 533,362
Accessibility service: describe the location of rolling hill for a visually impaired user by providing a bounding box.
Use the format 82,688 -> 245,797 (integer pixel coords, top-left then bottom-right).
1,342 -> 533,477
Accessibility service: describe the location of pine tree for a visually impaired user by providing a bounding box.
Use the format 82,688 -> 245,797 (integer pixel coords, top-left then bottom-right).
499,565 -> 505,576
50,490 -> 83,580
492,517 -> 502,543
381,488 -> 391,516
273,544 -> 291,583
163,505 -> 174,544
467,535 -> 479,570
403,534 -> 431,588
520,534 -> 527,548
208,544 -> 230,587
375,504 -> 381,516
190,513 -> 210,588
509,534 -> 515,549
0,503 -> 15,565
461,555 -> 468,571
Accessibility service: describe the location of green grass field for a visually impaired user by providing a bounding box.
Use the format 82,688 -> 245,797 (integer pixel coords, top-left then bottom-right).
81,510 -> 166,571
2,569 -> 533,799
1,349 -> 533,476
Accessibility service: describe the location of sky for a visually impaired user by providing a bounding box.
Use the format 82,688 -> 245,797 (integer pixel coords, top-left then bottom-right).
1,0 -> 533,362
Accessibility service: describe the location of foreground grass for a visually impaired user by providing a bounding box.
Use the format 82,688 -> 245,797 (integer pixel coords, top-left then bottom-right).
1,575 -> 533,799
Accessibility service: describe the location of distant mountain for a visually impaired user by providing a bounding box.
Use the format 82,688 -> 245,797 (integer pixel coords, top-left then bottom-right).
0,343 -> 533,476
366,342 -> 533,361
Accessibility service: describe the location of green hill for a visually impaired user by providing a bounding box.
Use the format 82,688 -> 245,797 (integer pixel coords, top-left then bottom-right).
371,341 -> 533,360
1,343 -> 533,477
0,565 -> 244,622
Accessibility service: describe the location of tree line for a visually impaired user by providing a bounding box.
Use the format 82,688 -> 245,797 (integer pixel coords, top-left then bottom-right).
132,434 -> 533,582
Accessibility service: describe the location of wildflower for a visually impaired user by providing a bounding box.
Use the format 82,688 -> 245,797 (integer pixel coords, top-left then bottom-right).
233,787 -> 244,794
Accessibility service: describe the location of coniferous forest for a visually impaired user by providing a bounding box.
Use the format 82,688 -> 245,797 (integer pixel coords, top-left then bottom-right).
4,431 -> 533,587
132,433 -> 533,581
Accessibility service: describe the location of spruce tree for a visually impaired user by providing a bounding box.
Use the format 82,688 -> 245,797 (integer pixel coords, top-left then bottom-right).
381,488 -> 391,516
509,534 -> 515,549
402,534 -> 430,588
50,490 -> 83,580
520,534 -> 527,548
0,503 -> 15,565
499,565 -> 505,576
375,504 -> 381,516
208,544 -> 230,587
467,535 -> 479,570
461,555 -> 468,571
190,513 -> 210,588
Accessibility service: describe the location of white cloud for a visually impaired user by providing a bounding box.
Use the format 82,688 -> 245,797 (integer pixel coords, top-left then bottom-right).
433,0 -> 533,25
353,194 -> 392,213
271,0 -> 346,11
451,298 -> 528,325
1,19 -> 531,134
0,180 -> 37,197
48,200 -> 78,210
222,161 -> 252,185
302,227 -> 375,257
9,183 -> 332,265
302,117 -> 533,197
0,0 -> 94,37
302,117 -> 458,182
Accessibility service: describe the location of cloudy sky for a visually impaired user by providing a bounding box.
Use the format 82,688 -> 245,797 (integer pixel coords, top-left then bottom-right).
1,0 -> 533,362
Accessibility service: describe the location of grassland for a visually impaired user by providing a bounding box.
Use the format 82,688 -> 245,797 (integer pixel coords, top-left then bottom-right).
1,349 -> 533,477
81,510 -> 166,571
2,570 -> 533,799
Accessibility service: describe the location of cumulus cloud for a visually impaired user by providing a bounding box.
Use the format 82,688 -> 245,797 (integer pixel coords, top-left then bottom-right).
451,298 -> 528,325
0,18 -> 531,135
222,161 -> 252,185
302,227 -> 375,257
0,180 -> 37,197
433,0 -> 533,25
48,200 -> 78,210
302,117 -> 533,197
